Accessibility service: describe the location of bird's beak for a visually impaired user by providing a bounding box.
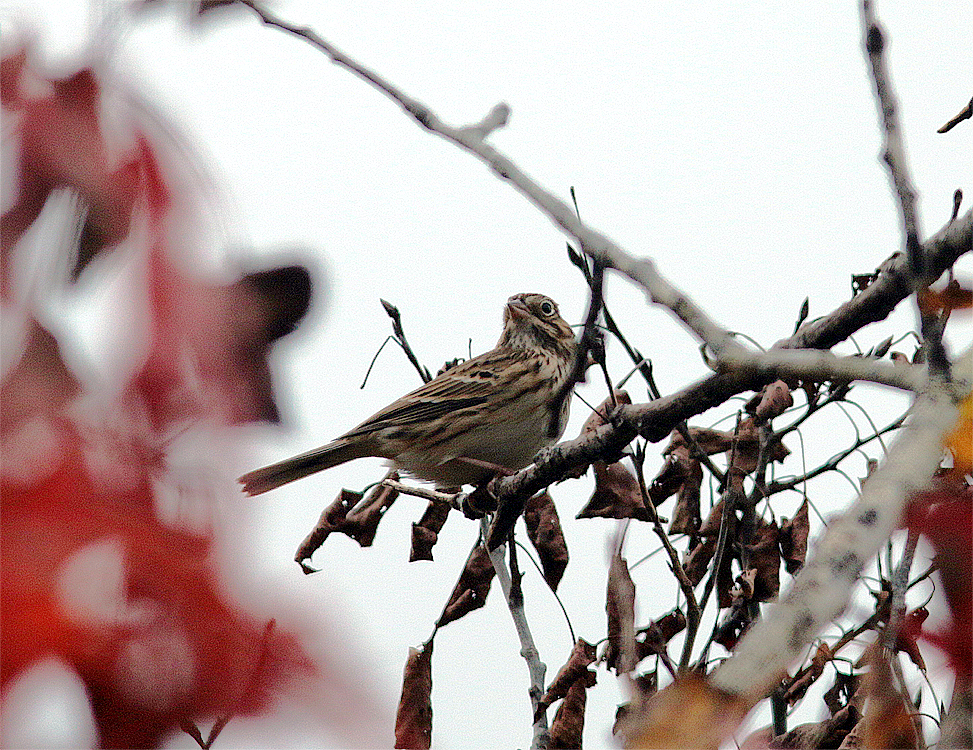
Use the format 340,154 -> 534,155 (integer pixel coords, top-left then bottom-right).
505,296 -> 530,320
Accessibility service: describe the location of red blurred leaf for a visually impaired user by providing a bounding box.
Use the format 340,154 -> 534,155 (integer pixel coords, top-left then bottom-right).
606,553 -> 636,674
133,247 -> 312,428
1,320 -> 80,439
523,491 -> 569,590
410,498 -> 451,562
436,544 -> 495,627
1,429 -> 312,749
394,642 -> 433,750
905,479 -> 972,679
3,66 -> 142,292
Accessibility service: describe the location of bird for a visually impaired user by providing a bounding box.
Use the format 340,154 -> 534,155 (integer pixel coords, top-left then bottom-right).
239,293 -> 578,495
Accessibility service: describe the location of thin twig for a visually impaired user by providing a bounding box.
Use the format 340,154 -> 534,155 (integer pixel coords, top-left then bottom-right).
380,299 -> 432,383
937,95 -> 973,134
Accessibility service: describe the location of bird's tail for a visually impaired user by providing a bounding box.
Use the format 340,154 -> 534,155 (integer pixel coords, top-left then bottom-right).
239,440 -> 369,495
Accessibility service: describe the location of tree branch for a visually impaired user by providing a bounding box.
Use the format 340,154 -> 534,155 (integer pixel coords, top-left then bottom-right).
709,348 -> 970,704
480,517 -> 549,749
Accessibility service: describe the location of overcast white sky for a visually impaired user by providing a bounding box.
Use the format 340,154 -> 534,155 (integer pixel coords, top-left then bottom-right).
3,0 -> 971,747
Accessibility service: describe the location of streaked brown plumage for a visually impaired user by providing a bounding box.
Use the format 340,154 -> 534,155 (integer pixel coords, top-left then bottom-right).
240,293 -> 577,495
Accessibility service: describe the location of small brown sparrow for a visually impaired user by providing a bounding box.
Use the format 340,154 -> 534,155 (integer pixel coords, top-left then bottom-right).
240,293 -> 577,495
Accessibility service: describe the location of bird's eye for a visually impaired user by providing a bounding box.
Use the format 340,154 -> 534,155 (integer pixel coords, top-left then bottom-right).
539,300 -> 555,316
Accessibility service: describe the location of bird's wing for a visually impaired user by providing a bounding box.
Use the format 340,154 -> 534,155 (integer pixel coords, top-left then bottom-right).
341,347 -> 527,438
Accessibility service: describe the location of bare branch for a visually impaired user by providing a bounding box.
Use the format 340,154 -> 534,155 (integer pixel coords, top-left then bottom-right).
710,348 -> 971,704
480,517 -> 549,748
718,347 -> 925,392
236,0 -> 743,358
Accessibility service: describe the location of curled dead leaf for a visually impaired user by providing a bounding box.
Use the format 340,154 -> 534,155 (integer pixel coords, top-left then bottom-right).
536,638 -> 597,720
548,676 -> 589,749
607,553 -> 637,674
749,380 -> 794,425
523,491 -> 569,590
779,497 -> 810,575
394,642 -> 433,750
436,544 -> 495,627
577,461 -> 651,521
295,477 -> 399,572
410,498 -> 451,562
636,609 -> 687,662
669,455 -> 702,535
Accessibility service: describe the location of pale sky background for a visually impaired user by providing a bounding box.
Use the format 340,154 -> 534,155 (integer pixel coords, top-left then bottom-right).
2,1 -> 971,748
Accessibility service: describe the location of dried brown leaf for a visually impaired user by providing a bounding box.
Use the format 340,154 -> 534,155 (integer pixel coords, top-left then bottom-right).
537,638 -> 597,720
410,498 -> 451,562
294,488 -> 363,573
782,643 -> 832,705
749,380 -> 794,424
683,538 -> 717,587
548,677 -> 589,749
647,447 -> 690,507
523,491 -> 569,590
394,642 -> 433,750
778,498 -> 810,575
577,462 -> 651,521
579,390 -> 632,435
636,609 -> 687,662
436,544 -> 494,627
668,456 -> 702,535
606,553 -> 637,674
714,600 -> 752,651
745,520 -> 781,602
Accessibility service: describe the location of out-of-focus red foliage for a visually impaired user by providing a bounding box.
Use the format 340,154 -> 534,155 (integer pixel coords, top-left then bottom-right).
1,51 -> 315,748
905,477 -> 972,682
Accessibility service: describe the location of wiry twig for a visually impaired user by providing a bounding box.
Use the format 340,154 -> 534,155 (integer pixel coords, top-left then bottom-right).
630,446 -> 701,674
550,256 -> 607,433
766,412 -> 907,495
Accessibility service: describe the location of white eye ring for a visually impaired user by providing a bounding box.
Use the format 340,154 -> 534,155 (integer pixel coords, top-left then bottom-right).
540,301 -> 555,316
